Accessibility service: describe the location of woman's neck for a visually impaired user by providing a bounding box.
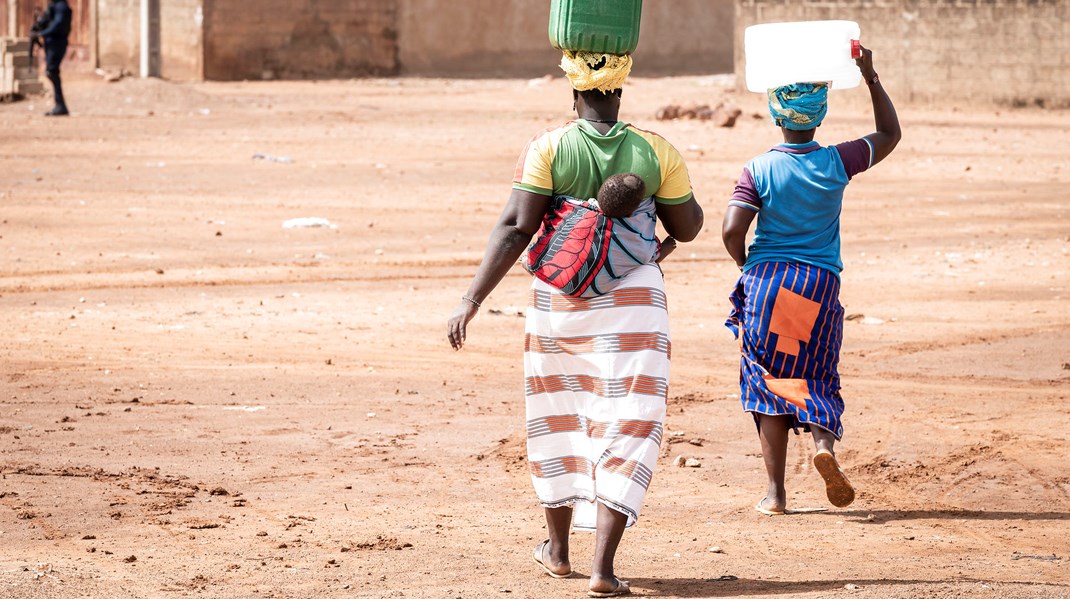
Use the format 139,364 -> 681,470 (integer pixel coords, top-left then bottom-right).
781,128 -> 817,144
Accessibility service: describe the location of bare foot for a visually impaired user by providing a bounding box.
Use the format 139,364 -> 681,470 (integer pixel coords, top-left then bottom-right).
588,575 -> 630,597
532,539 -> 571,578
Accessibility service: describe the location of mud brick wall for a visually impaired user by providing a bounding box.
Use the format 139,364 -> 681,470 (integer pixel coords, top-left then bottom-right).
397,0 -> 735,77
203,0 -> 398,80
735,0 -> 1070,107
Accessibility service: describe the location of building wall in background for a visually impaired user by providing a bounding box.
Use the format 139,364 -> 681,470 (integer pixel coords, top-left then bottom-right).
160,0 -> 201,79
95,0 -> 137,71
397,0 -> 734,77
202,0 -> 398,80
735,0 -> 1070,107
96,0 -> 201,79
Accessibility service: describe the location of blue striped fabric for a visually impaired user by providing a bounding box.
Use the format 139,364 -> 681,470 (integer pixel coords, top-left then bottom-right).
725,261 -> 846,439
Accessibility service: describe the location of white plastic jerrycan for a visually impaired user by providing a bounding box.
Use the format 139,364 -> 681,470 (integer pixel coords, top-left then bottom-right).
744,20 -> 863,92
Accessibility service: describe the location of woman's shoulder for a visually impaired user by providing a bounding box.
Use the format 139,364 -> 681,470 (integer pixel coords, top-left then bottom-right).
624,124 -> 688,161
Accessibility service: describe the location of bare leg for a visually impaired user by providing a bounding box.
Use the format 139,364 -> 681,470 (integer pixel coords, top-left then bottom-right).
538,506 -> 573,576
811,426 -> 836,455
589,501 -> 629,594
756,414 -> 791,513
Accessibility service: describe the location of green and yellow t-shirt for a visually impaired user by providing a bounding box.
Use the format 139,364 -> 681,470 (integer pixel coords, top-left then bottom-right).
512,120 -> 693,204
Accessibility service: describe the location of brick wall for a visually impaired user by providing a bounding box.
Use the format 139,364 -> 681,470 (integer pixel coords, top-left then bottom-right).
203,0 -> 399,80
735,0 -> 1070,107
397,0 -> 735,77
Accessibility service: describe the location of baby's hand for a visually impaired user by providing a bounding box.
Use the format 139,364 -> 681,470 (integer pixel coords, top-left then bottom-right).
656,236 -> 677,263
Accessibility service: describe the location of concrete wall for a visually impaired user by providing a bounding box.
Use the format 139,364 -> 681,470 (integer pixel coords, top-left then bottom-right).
97,0 -> 202,80
397,0 -> 735,77
160,0 -> 202,79
96,0 -> 138,72
735,0 -> 1070,108
203,0 -> 398,80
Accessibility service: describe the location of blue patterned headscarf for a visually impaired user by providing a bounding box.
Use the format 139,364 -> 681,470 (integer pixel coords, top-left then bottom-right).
768,83 -> 828,131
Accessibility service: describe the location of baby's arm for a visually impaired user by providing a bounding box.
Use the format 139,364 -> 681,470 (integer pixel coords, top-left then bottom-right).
655,236 -> 677,264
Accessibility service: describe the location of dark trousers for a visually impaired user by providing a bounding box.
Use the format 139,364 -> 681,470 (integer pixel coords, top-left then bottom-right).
44,41 -> 67,110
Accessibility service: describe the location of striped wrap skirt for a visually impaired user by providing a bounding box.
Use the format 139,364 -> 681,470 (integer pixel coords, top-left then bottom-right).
524,264 -> 669,529
725,261 -> 846,439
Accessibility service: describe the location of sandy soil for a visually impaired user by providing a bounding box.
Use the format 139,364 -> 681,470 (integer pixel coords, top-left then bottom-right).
0,75 -> 1068,599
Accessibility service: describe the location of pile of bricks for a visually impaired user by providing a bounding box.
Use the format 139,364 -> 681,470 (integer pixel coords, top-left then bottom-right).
0,37 -> 43,102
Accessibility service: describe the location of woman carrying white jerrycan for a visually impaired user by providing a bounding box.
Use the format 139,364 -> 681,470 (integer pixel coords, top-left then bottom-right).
721,45 -> 901,516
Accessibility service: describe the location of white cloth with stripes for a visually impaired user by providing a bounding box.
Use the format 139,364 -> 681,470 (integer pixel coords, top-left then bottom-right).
524,264 -> 670,529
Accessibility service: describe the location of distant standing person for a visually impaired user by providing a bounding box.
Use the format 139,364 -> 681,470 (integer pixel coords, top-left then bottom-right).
721,46 -> 901,515
31,0 -> 72,116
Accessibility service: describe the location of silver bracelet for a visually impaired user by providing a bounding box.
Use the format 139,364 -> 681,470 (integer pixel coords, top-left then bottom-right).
462,295 -> 481,308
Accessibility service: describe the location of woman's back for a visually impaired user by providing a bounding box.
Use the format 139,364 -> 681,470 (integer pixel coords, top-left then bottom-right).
733,138 -> 873,275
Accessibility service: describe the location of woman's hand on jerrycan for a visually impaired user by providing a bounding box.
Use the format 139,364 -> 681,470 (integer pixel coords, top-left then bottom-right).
855,44 -> 876,81
447,300 -> 479,350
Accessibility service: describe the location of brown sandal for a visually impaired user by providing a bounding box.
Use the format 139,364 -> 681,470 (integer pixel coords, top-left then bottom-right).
814,449 -> 856,507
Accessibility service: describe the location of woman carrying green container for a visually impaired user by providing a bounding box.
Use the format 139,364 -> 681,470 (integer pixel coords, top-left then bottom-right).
448,2 -> 703,596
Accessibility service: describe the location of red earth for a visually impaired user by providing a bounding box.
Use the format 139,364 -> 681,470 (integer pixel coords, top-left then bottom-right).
1,75 -> 1068,598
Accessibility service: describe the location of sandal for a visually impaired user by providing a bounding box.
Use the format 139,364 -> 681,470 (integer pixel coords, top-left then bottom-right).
532,539 -> 572,579
588,577 -> 630,597
814,449 -> 856,507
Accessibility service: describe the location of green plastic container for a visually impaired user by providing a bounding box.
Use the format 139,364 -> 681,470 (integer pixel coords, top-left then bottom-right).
549,0 -> 643,55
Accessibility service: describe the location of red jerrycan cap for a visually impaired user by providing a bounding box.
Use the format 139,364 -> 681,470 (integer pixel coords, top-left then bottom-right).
851,39 -> 862,59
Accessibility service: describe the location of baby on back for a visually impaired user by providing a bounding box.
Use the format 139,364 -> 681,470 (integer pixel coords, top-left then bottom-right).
575,172 -> 676,297
524,172 -> 677,297
589,172 -> 677,261
590,172 -> 648,217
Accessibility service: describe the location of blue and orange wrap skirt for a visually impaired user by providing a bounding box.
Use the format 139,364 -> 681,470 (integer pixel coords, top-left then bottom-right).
725,261 -> 845,439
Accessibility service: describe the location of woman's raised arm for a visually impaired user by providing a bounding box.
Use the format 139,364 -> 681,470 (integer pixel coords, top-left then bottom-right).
857,45 -> 901,166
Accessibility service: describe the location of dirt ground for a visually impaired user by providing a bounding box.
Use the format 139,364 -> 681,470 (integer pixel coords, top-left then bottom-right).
0,74 -> 1068,599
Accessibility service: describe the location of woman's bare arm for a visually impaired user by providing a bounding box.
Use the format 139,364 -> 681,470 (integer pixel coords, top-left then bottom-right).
447,189 -> 551,350
857,45 -> 902,166
722,205 -> 757,268
656,196 -> 704,242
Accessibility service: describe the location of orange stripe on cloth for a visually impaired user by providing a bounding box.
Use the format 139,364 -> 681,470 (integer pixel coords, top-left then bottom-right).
601,455 -> 639,478
545,415 -> 584,434
529,456 -> 594,478
526,374 -> 667,398
547,288 -> 664,312
524,332 -> 669,355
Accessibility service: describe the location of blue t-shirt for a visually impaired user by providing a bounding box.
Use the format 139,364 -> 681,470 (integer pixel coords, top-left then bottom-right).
729,139 -> 873,277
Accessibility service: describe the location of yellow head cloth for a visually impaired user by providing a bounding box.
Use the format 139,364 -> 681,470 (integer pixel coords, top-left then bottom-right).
560,50 -> 632,93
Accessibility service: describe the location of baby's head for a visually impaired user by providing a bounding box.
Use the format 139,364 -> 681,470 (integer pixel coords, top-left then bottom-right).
596,173 -> 646,218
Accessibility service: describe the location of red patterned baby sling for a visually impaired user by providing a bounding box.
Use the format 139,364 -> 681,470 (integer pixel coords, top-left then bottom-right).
524,196 -> 613,297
